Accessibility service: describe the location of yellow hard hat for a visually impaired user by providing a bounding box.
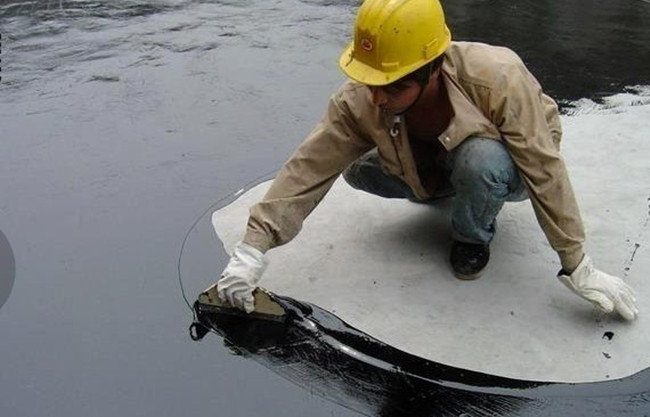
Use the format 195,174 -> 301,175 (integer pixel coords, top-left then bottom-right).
339,0 -> 451,86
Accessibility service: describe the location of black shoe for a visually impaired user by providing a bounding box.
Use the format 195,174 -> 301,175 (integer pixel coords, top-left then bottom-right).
450,241 -> 490,280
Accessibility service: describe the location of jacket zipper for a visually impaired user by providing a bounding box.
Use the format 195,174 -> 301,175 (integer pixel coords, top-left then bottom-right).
389,115 -> 405,175
389,114 -> 427,199
389,115 -> 402,146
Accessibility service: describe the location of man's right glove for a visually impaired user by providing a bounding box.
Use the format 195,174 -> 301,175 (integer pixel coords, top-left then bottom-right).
558,254 -> 638,321
217,241 -> 268,313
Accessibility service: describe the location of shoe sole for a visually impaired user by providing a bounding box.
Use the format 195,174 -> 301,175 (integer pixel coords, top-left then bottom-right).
453,266 -> 486,281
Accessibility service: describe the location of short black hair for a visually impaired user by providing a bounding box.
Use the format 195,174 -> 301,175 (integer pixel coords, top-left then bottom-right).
394,55 -> 445,86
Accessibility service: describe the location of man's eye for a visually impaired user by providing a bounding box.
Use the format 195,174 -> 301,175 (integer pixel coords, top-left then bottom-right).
385,85 -> 404,94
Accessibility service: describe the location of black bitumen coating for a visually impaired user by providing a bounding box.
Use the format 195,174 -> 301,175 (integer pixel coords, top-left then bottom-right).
194,295 -> 650,417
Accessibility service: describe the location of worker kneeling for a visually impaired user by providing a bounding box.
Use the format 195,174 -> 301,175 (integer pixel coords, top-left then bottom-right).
216,0 -> 638,321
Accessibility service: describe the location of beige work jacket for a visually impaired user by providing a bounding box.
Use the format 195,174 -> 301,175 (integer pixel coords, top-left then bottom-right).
243,41 -> 585,271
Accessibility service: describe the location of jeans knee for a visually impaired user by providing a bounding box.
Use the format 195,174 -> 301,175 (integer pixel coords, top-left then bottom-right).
342,151 -> 415,199
450,138 -> 518,191
343,152 -> 378,190
342,162 -> 360,189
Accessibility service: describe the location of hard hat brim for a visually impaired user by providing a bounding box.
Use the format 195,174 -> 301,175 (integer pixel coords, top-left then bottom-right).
338,37 -> 450,86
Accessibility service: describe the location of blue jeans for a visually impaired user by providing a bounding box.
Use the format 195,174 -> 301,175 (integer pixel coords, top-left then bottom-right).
342,137 -> 528,245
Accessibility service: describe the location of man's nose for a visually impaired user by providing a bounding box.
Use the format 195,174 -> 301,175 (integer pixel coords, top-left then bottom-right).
370,86 -> 388,107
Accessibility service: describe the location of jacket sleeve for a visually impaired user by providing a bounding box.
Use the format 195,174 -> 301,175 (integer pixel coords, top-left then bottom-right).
242,88 -> 375,253
488,61 -> 585,272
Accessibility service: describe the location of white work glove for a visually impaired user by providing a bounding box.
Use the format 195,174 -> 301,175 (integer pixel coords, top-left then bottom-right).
558,254 -> 638,321
217,242 -> 268,313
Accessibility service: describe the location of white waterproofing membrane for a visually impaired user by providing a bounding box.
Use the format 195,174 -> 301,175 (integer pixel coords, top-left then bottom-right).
212,88 -> 650,383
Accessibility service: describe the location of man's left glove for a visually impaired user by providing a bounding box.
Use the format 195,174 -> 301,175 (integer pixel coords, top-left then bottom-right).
558,254 -> 638,321
217,241 -> 269,313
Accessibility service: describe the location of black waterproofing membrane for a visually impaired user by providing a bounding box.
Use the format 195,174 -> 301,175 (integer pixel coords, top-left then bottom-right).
192,295 -> 650,417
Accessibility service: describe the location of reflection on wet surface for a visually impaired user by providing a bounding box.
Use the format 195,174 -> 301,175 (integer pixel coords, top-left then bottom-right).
1,0 -> 649,416
2,0 -> 649,102
194,295 -> 650,417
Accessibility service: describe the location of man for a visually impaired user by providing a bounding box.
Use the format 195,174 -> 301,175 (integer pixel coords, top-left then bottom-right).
216,0 -> 638,320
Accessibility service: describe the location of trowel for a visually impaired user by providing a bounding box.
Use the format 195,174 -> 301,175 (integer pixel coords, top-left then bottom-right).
194,283 -> 287,322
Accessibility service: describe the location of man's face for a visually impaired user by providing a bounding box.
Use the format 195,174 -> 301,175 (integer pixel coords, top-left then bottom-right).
367,80 -> 422,115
